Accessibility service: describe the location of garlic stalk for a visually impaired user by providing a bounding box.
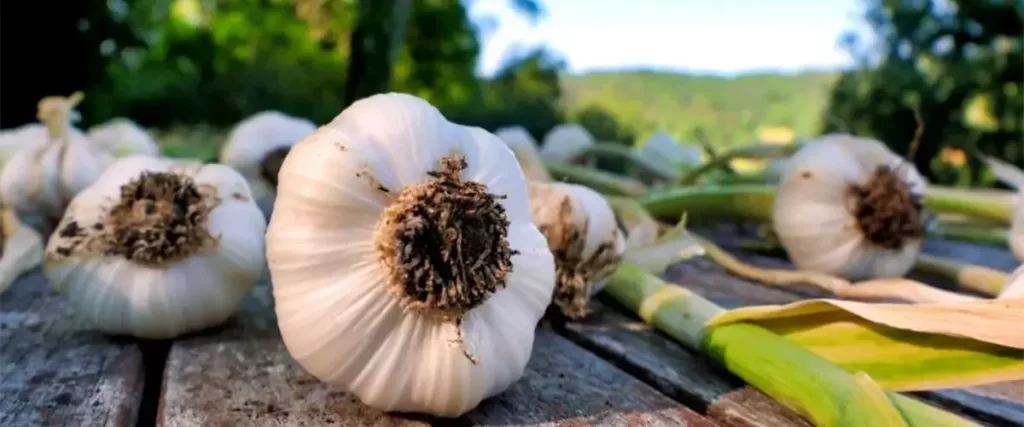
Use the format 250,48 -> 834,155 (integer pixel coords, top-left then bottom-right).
493,125 -> 552,181
0,206 -> 45,294
772,134 -> 927,281
539,123 -> 595,165
527,181 -> 626,318
636,131 -> 703,178
0,92 -> 114,237
219,111 -> 318,219
43,156 -> 266,339
265,93 -> 555,417
1012,193 -> 1024,261
87,118 -> 161,157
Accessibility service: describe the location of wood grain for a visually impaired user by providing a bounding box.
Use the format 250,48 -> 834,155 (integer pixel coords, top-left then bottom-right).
158,283 -> 718,427
0,269 -> 145,427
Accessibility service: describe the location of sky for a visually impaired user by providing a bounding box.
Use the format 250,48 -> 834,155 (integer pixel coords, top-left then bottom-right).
468,0 -> 873,76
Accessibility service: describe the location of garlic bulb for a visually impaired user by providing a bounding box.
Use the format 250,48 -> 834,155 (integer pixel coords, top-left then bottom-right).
43,156 -> 266,339
219,111 -> 318,219
87,118 -> 160,157
266,93 -> 555,417
0,206 -> 45,294
0,93 -> 114,236
1011,194 -> 1024,262
637,131 -> 703,172
772,134 -> 927,281
0,124 -> 47,168
1000,264 -> 1024,299
527,181 -> 625,318
539,123 -> 595,165
494,126 -> 551,182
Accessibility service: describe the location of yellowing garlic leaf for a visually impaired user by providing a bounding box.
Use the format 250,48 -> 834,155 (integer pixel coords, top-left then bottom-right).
220,111 -> 318,219
43,155 -> 267,339
494,126 -> 552,182
0,208 -> 45,294
528,181 -> 625,318
87,118 -> 161,158
0,94 -> 114,236
265,93 -> 556,418
539,123 -> 595,164
773,134 -> 928,281
706,298 -> 1024,391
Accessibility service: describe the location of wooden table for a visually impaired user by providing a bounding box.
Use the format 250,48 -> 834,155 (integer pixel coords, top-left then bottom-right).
2,230 -> 1021,427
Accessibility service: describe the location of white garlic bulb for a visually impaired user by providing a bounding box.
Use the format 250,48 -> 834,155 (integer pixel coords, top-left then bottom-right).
266,93 -> 555,417
43,156 -> 266,339
773,134 -> 927,281
0,207 -> 45,294
637,131 -> 703,172
0,93 -> 114,236
1000,264 -> 1024,299
0,124 -> 47,168
527,181 -> 626,318
1011,194 -> 1024,262
539,123 -> 595,165
220,111 -> 318,219
87,118 -> 160,157
493,126 -> 551,182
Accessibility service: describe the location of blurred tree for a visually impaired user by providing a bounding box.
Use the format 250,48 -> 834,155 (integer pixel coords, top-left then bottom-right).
343,0 -> 413,107
824,0 -> 1023,185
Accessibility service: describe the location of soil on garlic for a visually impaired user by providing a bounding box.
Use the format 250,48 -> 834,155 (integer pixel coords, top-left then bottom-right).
48,171 -> 221,267
848,165 -> 924,250
376,156 -> 517,321
260,146 -> 291,187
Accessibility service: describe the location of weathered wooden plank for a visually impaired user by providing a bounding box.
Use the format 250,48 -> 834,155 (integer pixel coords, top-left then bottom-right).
159,283 -> 719,427
559,301 -> 812,427
657,243 -> 1023,426
0,269 -> 145,427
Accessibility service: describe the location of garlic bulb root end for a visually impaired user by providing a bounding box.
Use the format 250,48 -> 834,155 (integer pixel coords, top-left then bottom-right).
849,165 -> 924,249
49,171 -> 221,267
375,155 -> 517,323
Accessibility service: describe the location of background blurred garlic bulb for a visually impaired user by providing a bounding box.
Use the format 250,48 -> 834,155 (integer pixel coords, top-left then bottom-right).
539,123 -> 595,165
494,126 -> 551,181
637,131 -> 703,178
43,156 -> 266,339
773,134 -> 927,281
0,92 -> 113,236
762,157 -> 790,184
1010,193 -> 1024,262
219,111 -> 317,219
87,118 -> 161,157
0,207 -> 45,294
528,181 -> 625,318
0,124 -> 47,168
267,93 -> 555,417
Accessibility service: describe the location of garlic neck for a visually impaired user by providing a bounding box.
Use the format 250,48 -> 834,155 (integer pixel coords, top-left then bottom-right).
849,165 -> 924,250
103,171 -> 218,267
375,156 -> 516,321
260,146 -> 291,188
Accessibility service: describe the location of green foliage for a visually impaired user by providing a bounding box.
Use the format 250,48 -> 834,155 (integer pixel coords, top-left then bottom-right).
823,0 -> 1023,186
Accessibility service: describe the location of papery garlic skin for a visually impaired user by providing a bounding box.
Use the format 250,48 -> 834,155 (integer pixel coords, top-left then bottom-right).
527,181 -> 625,318
87,118 -> 161,157
43,156 -> 266,339
638,131 -> 703,172
494,126 -> 552,182
0,97 -> 114,236
539,123 -> 594,164
266,93 -> 555,418
220,111 -> 318,219
1000,264 -> 1024,299
0,124 -> 48,168
773,134 -> 927,281
0,207 -> 45,294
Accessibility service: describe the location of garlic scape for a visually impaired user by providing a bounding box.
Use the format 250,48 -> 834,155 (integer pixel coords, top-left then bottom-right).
0,206 -> 45,294
266,93 -> 555,417
219,111 -> 318,219
494,126 -> 552,182
87,118 -> 161,158
527,181 -> 626,318
539,123 -> 595,165
0,92 -> 114,237
772,134 -> 927,281
43,156 -> 266,339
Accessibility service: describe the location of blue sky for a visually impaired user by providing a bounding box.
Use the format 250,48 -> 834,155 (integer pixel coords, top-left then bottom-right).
468,0 -> 872,76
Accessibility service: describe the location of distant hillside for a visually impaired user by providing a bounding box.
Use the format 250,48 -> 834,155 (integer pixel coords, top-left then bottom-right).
559,70 -> 840,147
